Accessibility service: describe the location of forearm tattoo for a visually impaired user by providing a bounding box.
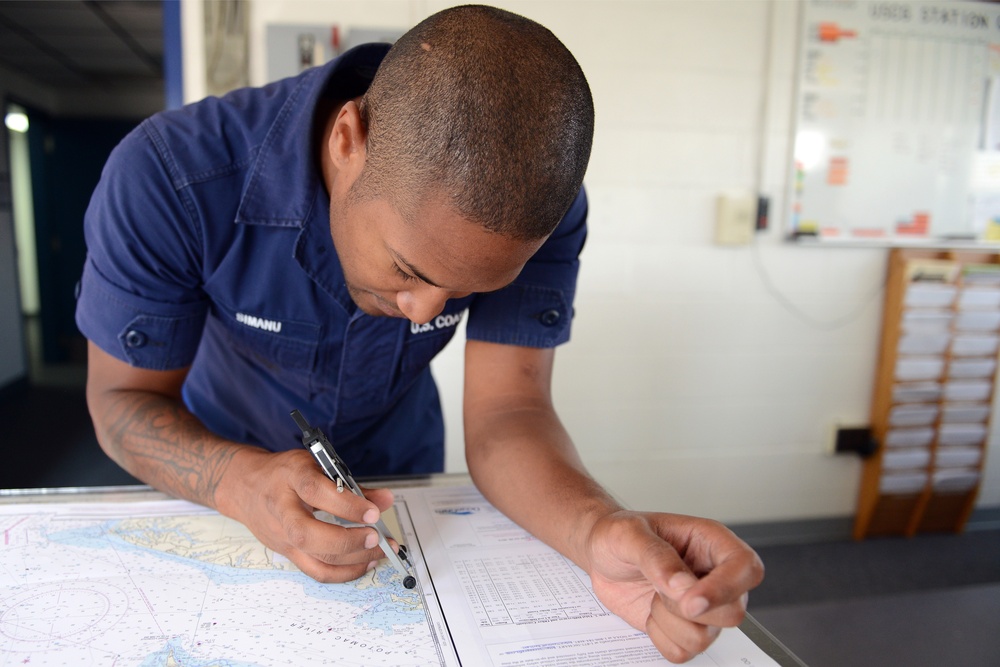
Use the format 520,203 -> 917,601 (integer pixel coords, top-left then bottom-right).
100,391 -> 238,508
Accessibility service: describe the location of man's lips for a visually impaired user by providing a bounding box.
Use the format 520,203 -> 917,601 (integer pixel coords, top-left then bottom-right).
370,292 -> 403,317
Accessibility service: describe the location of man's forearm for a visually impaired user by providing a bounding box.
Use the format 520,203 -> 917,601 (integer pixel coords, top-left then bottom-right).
90,388 -> 246,511
465,403 -> 622,571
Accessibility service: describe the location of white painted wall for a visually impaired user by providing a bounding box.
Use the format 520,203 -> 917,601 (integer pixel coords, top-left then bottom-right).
184,0 -> 1000,523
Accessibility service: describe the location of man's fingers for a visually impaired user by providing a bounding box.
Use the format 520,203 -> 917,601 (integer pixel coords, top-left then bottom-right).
294,466 -> 385,526
660,587 -> 748,628
644,622 -> 689,665
229,450 -> 402,585
646,593 -> 721,663
359,485 -> 396,513
286,548 -> 380,584
603,513 -> 697,595
677,550 -> 763,625
645,516 -> 762,625
587,511 -> 763,660
279,502 -> 387,562
309,528 -> 392,565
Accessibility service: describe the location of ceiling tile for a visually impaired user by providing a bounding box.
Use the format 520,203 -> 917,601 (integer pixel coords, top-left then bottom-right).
0,0 -> 163,91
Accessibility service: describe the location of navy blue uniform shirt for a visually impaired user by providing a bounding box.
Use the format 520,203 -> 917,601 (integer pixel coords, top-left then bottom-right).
76,44 -> 587,476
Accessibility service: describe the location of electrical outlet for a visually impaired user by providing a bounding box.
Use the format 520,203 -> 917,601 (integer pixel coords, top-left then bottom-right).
832,426 -> 876,457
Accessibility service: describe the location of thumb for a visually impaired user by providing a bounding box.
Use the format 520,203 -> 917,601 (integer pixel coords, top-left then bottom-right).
663,569 -> 711,619
628,524 -> 708,620
628,524 -> 699,605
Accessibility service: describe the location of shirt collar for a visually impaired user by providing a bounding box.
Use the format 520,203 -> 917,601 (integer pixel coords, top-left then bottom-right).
295,184 -> 357,314
235,43 -> 390,228
236,43 -> 390,313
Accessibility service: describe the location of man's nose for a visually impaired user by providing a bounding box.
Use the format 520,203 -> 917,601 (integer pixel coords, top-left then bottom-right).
396,286 -> 452,325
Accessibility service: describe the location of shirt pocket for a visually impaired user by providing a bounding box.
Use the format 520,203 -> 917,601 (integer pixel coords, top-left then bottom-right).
211,301 -> 320,373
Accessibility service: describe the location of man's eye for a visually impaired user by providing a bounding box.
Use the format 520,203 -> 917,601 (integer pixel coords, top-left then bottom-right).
393,263 -> 417,282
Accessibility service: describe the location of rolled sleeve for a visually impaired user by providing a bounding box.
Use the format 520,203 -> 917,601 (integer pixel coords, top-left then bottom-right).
75,122 -> 208,370
76,259 -> 206,369
466,188 -> 587,349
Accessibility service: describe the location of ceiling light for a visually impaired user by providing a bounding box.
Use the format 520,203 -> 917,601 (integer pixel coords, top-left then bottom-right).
5,111 -> 29,133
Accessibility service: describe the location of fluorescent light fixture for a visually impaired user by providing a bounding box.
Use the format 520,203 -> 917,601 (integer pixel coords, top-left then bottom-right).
5,111 -> 29,133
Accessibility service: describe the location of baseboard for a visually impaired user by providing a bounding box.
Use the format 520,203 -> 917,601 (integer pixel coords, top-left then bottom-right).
731,505 -> 1000,547
0,375 -> 29,403
968,505 -> 1000,532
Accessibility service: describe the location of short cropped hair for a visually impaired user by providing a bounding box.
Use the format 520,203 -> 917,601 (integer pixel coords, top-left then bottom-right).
355,4 -> 594,240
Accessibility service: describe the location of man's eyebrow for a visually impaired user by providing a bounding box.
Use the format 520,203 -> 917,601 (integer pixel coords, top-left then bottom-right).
392,249 -> 443,288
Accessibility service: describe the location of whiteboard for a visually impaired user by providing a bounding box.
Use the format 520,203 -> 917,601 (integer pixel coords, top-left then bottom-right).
788,0 -> 1000,244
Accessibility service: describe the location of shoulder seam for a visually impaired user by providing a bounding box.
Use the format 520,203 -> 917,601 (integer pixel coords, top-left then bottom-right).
139,120 -> 207,262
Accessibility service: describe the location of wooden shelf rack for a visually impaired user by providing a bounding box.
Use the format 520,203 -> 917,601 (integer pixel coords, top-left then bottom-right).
854,248 -> 997,539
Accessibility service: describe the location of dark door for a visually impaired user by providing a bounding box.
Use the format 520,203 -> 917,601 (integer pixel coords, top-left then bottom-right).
27,111 -> 138,364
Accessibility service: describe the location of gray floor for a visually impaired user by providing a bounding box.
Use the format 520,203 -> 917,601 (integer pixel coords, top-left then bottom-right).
747,530 -> 1000,667
752,583 -> 1000,667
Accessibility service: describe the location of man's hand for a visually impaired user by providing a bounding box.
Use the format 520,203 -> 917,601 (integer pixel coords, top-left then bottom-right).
86,342 -> 398,584
218,447 -> 397,583
463,341 -> 764,662
584,511 -> 764,664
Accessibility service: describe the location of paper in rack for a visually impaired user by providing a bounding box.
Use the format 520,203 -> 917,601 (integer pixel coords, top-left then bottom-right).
938,423 -> 988,447
885,427 -> 934,448
948,358 -> 997,379
901,309 -> 953,333
935,447 -> 983,468
932,469 -> 981,492
961,264 -> 1000,285
950,335 -> 1000,357
898,333 -> 950,355
957,287 -> 1000,309
879,471 -> 929,494
943,380 -> 993,402
904,284 -> 957,308
895,357 -> 945,381
891,382 -> 942,404
883,448 -> 931,470
888,404 -> 939,427
941,403 -> 991,424
955,311 -> 1000,331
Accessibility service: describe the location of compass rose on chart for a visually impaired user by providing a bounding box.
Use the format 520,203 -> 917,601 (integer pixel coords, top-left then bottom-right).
0,581 -> 129,652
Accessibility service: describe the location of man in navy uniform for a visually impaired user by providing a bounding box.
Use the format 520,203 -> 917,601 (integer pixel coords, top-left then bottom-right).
77,6 -> 762,662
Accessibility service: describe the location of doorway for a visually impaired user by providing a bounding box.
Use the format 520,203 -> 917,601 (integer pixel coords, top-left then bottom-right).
7,101 -> 140,383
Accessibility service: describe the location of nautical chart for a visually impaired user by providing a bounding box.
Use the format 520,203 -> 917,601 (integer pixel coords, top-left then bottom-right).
0,499 -> 444,667
1,486 -> 781,667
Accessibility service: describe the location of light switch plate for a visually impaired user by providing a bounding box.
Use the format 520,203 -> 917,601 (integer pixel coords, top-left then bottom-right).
714,191 -> 756,245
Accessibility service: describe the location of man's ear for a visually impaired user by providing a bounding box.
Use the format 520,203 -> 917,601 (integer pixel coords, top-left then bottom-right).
328,100 -> 368,175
